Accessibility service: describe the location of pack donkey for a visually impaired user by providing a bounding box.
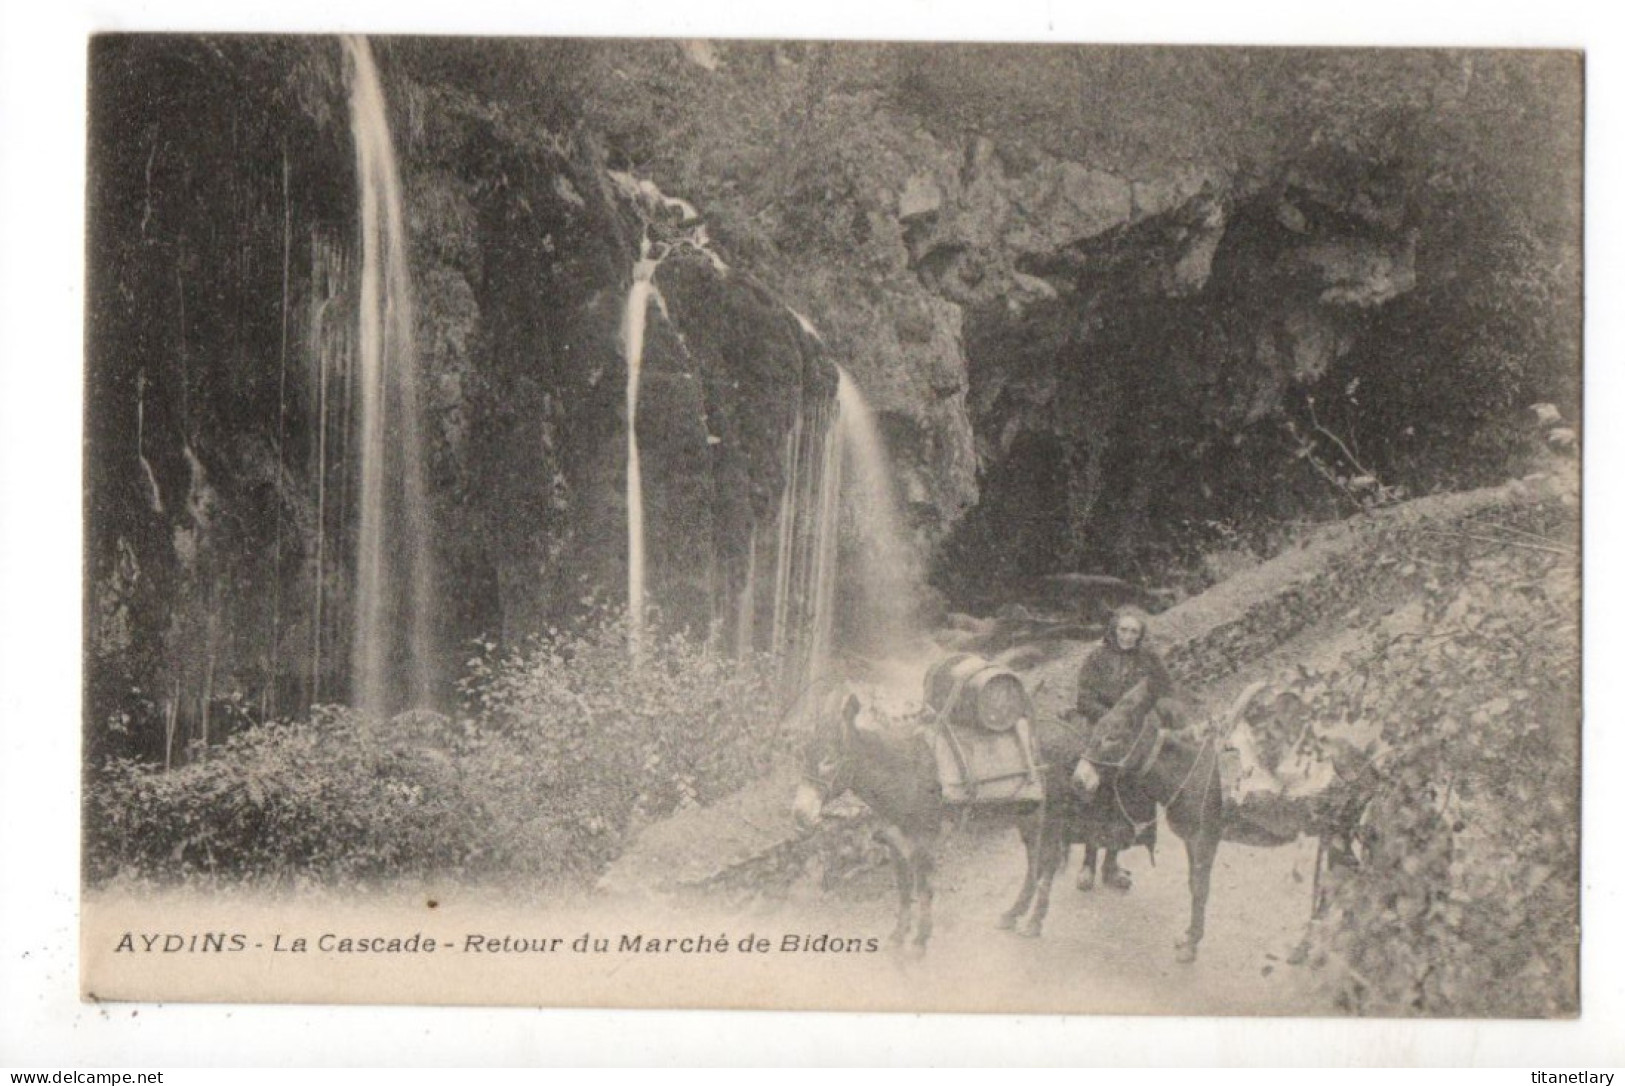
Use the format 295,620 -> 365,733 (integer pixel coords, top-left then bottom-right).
999,682 -> 1225,963
791,686 -> 943,951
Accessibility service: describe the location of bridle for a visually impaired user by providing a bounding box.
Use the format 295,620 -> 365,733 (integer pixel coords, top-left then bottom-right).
1157,726 -> 1219,812
791,677 -> 861,798
1097,710 -> 1221,838
1090,705 -> 1166,775
801,713 -> 854,800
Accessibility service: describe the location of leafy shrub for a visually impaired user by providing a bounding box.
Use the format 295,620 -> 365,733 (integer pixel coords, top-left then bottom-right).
456,605 -> 786,878
1299,500 -> 1580,1016
86,606 -> 785,887
86,706 -> 486,884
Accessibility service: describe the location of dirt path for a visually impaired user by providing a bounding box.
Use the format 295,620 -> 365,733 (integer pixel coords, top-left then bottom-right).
597,623 -> 1351,1014
736,619 -> 1354,1014
597,482 -> 1566,1013
671,597 -> 1394,1013
753,811 -> 1328,1015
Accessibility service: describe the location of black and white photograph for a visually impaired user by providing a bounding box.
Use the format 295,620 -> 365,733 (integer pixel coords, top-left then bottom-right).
64,27 -> 1586,1024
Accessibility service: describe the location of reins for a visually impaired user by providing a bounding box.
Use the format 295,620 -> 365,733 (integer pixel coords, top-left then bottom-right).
802,705 -> 855,797
1111,776 -> 1157,842
1087,705 -> 1161,772
1107,721 -> 1220,842
1159,727 -> 1218,812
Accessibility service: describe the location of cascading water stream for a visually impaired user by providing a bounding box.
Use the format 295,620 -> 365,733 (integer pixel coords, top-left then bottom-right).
758,355 -> 915,693
136,371 -> 163,514
305,237 -> 349,706
620,240 -> 664,661
734,525 -> 759,660
802,379 -> 847,683
603,173 -> 910,686
344,35 -> 435,715
832,365 -> 914,653
770,413 -> 806,659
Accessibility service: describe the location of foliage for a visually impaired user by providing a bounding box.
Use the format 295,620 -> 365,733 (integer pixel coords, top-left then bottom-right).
86,606 -> 785,888
88,706 -> 483,885
1146,482 -> 1579,1017
1294,500 -> 1580,1016
1274,51 -> 1580,497
455,605 -> 787,877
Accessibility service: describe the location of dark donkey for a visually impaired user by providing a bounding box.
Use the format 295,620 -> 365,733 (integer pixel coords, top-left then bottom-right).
791,686 -> 944,951
999,683 -> 1225,963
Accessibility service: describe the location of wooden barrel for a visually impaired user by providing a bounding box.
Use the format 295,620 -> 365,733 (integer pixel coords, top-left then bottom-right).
923,653 -> 1033,732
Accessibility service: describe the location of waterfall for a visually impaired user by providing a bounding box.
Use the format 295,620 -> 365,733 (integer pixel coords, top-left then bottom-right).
770,413 -> 806,658
608,171 -> 729,662
344,36 -> 435,715
135,371 -> 163,514
734,524 -> 759,660
832,366 -> 914,654
306,235 -> 349,707
768,394 -> 837,684
754,360 -> 914,692
803,381 -> 847,683
620,241 -> 664,661
601,171 -> 911,683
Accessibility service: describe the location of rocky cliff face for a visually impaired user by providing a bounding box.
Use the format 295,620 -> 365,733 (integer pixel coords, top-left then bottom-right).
87,38 -> 833,759
86,38 -> 1580,761
588,41 -> 1576,607
631,53 -> 1434,601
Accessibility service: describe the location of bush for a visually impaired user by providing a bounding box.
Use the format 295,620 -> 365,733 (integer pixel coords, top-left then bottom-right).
87,706 -> 494,884
1299,500 -> 1580,1016
86,606 -> 785,887
457,605 -> 786,877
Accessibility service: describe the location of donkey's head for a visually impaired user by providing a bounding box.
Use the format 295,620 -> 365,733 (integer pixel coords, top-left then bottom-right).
791,685 -> 862,833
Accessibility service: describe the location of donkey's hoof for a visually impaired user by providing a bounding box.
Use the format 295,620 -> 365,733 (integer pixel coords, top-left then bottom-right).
995,913 -> 1018,931
1174,940 -> 1198,964
1076,871 -> 1095,893
1018,920 -> 1044,939
1103,869 -> 1133,892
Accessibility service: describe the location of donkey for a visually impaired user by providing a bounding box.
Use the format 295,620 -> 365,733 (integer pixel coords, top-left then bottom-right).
791,686 -> 944,951
998,687 -> 1225,964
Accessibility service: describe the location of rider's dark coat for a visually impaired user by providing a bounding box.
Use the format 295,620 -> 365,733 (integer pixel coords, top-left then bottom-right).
1073,607 -> 1175,725
1068,607 -> 1172,854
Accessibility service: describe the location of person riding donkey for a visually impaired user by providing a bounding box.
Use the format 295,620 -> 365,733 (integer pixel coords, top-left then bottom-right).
1065,605 -> 1184,892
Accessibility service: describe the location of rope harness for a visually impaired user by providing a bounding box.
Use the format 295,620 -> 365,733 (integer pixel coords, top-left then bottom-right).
1087,704 -> 1220,845
804,681 -> 1222,849
1112,776 -> 1158,844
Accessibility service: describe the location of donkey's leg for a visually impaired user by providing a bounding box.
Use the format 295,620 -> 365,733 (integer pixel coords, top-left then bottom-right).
1286,835 -> 1326,967
1176,827 -> 1220,963
886,849 -> 916,947
876,825 -> 916,946
999,811 -> 1042,930
1077,842 -> 1099,892
1310,833 -> 1329,920
1102,848 -> 1133,892
1019,823 -> 1066,938
912,848 -> 936,950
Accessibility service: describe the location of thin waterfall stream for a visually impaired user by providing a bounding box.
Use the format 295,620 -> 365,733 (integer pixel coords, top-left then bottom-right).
758,351 -> 917,696
620,240 -> 665,661
343,35 -> 436,715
